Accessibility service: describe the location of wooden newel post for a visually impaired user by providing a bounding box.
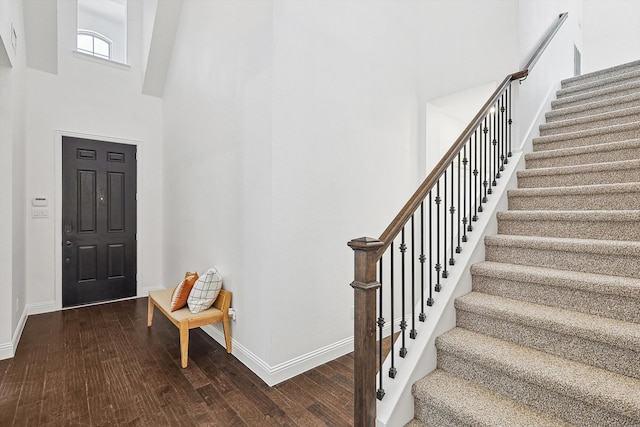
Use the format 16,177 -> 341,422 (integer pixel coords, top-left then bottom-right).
348,237 -> 383,427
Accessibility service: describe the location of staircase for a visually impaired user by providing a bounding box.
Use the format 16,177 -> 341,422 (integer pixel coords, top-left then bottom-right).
407,61 -> 640,426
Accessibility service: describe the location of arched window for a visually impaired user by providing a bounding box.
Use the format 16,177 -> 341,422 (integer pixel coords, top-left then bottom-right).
77,30 -> 112,60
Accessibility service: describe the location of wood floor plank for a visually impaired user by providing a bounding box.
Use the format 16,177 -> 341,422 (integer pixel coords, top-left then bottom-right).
0,297 -> 355,426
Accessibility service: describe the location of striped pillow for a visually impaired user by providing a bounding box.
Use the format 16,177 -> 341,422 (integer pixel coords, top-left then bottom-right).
170,272 -> 199,311
187,267 -> 223,314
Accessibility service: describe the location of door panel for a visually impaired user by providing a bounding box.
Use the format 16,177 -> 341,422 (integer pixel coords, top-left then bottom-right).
62,136 -> 137,307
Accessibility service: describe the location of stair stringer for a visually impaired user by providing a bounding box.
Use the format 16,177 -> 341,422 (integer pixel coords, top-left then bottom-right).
376,152 -> 523,427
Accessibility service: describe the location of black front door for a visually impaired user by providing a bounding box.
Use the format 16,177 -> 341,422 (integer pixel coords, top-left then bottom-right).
62,136 -> 137,307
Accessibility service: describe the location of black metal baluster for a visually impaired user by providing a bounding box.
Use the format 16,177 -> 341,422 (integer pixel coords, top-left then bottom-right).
456,152 -> 462,253
486,113 -> 492,194
449,162 -> 455,266
420,201 -> 428,317
400,230 -> 407,358
478,124 -> 484,213
468,135 -> 474,232
496,94 -> 507,173
483,118 -> 489,201
462,142 -> 469,241
377,259 -> 385,400
501,93 -> 507,167
389,242 -> 396,378
473,130 -> 479,222
427,192 -> 434,306
435,182 -> 442,290
508,85 -> 513,158
410,215 -> 417,339
496,105 -> 500,187
441,175 -> 448,280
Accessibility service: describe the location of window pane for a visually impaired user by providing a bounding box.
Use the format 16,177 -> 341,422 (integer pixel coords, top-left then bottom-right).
77,33 -> 93,53
94,38 -> 110,58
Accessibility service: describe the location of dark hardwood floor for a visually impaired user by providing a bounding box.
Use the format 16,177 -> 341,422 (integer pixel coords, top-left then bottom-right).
0,297 -> 354,426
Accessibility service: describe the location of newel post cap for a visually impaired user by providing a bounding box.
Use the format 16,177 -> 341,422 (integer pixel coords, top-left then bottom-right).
347,237 -> 383,251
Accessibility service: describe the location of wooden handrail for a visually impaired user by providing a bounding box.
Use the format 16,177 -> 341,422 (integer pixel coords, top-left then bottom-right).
374,12 -> 568,260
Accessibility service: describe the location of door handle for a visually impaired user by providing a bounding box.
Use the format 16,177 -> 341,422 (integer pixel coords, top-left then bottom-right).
65,241 -> 72,247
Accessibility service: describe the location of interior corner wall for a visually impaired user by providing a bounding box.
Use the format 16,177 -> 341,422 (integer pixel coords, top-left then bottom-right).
0,0 -> 27,357
582,0 -> 640,73
0,65 -> 16,351
25,0 -> 164,313
161,0 -> 275,367
516,0 -> 582,150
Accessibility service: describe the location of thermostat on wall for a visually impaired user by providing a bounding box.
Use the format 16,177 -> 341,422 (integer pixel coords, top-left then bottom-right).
32,197 -> 48,207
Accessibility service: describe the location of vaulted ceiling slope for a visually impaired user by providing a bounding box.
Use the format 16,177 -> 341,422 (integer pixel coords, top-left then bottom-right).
21,0 -> 181,97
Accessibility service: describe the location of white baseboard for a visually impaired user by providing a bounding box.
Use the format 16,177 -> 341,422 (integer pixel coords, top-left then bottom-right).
201,323 -> 354,387
0,305 -> 29,361
0,342 -> 12,360
27,300 -> 57,316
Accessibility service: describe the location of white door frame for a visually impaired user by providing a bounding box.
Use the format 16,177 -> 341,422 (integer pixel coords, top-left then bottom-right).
54,130 -> 143,310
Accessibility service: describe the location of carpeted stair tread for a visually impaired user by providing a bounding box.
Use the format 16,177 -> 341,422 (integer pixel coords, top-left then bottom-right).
412,61 -> 640,426
455,292 -> 640,354
471,261 -> 640,302
436,328 -> 640,423
561,59 -> 640,89
517,158 -> 640,187
555,69 -> 640,99
525,138 -> 640,168
539,105 -> 640,136
532,120 -> 640,151
507,181 -> 640,210
496,209 -> 640,241
551,79 -> 640,110
412,370 -> 572,427
546,91 -> 640,123
484,234 -> 640,278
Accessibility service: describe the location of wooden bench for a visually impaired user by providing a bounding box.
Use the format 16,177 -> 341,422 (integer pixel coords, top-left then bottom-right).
147,288 -> 232,368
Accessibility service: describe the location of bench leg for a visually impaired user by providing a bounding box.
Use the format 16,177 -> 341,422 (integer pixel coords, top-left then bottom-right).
180,322 -> 189,368
223,317 -> 232,354
147,298 -> 154,327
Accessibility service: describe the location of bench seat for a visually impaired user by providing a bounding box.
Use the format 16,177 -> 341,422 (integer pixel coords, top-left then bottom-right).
147,287 -> 232,368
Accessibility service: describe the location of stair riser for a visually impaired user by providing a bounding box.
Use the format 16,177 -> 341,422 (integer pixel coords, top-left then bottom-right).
546,96 -> 640,123
517,167 -> 640,188
552,84 -> 640,110
437,349 -> 637,427
456,310 -> 640,380
561,63 -> 640,88
556,75 -> 640,99
471,274 -> 640,323
485,242 -> 640,278
533,125 -> 640,152
508,191 -> 640,211
497,217 -> 640,241
413,404 -> 466,427
525,145 -> 640,169
539,111 -> 640,137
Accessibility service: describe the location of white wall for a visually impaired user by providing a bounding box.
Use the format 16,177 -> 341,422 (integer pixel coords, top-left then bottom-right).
162,0 -> 275,371
24,0 -> 164,314
162,0 -> 519,383
0,0 -> 27,358
582,0 -> 640,73
516,0 -> 582,151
